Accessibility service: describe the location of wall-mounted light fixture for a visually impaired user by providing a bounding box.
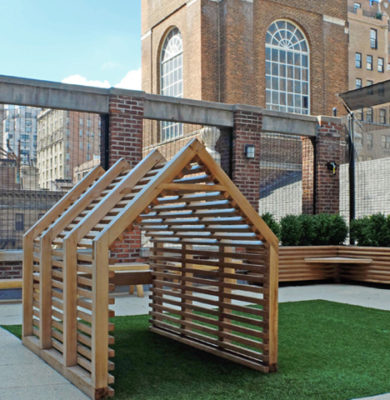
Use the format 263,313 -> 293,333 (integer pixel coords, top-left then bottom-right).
326,161 -> 338,175
244,144 -> 255,159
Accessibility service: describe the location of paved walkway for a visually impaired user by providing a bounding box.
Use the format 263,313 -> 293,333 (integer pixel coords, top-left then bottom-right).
0,284 -> 389,399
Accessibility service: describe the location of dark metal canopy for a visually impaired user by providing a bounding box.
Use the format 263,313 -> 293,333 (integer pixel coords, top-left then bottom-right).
339,79 -> 390,111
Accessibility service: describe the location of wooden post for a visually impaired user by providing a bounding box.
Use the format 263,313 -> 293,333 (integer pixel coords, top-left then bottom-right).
223,246 -> 235,331
22,234 -> 33,337
39,236 -> 52,349
267,244 -> 279,371
92,237 -> 109,393
63,236 -> 78,366
181,244 -> 193,329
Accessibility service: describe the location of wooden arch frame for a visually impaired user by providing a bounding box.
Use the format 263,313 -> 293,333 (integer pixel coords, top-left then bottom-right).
23,139 -> 278,399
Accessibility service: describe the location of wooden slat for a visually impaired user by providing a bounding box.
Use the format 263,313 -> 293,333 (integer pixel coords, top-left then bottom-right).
92,236 -> 109,389
23,235 -> 34,336
39,237 -> 52,349
151,287 -> 265,316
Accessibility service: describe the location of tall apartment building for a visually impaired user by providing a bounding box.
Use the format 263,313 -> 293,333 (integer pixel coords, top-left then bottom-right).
348,0 -> 390,160
348,0 -> 389,120
142,0 -> 349,148
0,105 -> 4,150
37,110 -> 101,189
1,105 -> 40,164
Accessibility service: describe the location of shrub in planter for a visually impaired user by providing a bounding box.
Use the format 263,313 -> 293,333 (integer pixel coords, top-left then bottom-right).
312,214 -> 348,245
261,212 -> 281,239
298,214 -> 316,245
350,214 -> 390,247
280,215 -> 302,246
280,213 -> 348,246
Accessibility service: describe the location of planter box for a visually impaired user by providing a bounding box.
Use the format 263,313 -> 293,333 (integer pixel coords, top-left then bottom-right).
338,246 -> 390,284
279,246 -> 338,282
279,246 -> 390,284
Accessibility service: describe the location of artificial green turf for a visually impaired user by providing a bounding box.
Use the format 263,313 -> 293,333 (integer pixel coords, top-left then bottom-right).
3,300 -> 390,399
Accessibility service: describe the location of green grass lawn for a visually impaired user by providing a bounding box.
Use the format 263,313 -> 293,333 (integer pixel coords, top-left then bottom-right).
3,300 -> 390,400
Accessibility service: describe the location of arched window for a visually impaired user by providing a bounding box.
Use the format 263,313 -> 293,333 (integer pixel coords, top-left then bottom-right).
265,20 -> 310,114
160,28 -> 183,141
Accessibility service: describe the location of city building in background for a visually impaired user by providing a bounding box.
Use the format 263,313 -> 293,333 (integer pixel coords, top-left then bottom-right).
348,0 -> 390,160
1,105 -> 40,164
37,109 -> 101,189
0,105 -> 4,148
73,154 -> 101,183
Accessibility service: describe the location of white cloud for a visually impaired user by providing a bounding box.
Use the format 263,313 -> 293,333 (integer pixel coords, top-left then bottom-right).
114,68 -> 142,90
61,68 -> 142,91
61,74 -> 111,88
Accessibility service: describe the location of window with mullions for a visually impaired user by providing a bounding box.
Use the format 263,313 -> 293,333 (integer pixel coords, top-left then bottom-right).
265,20 -> 310,115
160,28 -> 183,142
366,107 -> 373,123
379,109 -> 386,124
378,57 -> 384,72
370,29 -> 377,49
355,52 -> 362,68
366,55 -> 373,70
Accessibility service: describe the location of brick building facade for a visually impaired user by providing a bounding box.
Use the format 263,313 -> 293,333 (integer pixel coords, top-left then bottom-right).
141,0 -> 349,222
141,0 -> 349,124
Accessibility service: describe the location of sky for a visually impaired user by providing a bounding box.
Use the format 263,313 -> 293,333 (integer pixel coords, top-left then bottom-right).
0,1 -> 142,89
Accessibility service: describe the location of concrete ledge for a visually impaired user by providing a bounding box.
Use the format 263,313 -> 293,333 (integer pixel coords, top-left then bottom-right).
0,74 -> 338,136
0,250 -> 23,262
0,75 -> 110,113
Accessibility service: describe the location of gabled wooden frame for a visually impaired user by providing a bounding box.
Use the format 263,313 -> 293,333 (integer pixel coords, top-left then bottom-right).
23,139 -> 278,399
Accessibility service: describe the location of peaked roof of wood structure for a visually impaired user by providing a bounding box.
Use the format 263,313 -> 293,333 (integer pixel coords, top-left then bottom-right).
94,138 -> 279,250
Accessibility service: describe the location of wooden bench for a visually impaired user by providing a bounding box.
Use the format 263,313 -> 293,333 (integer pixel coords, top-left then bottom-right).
304,257 -> 373,265
109,263 -> 152,297
304,257 -> 372,282
0,279 -> 22,290
0,250 -> 23,290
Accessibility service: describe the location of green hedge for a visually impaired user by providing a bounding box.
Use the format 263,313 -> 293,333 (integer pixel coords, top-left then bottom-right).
261,213 -> 348,246
350,214 -> 390,247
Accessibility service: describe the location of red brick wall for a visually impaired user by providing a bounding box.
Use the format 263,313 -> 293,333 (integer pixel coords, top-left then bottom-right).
109,95 -> 144,167
314,119 -> 345,214
302,136 -> 315,214
232,109 -> 262,210
108,94 -> 144,262
0,262 -> 22,279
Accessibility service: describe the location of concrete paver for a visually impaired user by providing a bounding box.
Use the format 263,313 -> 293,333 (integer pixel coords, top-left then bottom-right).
0,328 -> 88,400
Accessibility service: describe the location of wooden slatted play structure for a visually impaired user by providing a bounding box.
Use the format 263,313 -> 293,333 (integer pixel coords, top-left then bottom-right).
23,139 -> 279,399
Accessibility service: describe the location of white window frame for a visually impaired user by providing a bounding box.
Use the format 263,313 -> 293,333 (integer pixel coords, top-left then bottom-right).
160,28 -> 183,142
265,20 -> 310,115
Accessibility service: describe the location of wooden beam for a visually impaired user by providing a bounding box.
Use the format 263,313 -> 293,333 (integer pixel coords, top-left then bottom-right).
22,235 -> 33,337
92,236 -> 109,390
39,237 -> 52,349
45,158 -> 129,242
98,139 -> 204,245
24,165 -> 104,240
267,244 -> 279,371
158,183 -> 226,192
63,236 -> 78,366
68,150 -> 165,243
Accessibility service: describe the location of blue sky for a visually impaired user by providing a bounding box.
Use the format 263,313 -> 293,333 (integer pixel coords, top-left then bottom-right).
0,1 -> 142,89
